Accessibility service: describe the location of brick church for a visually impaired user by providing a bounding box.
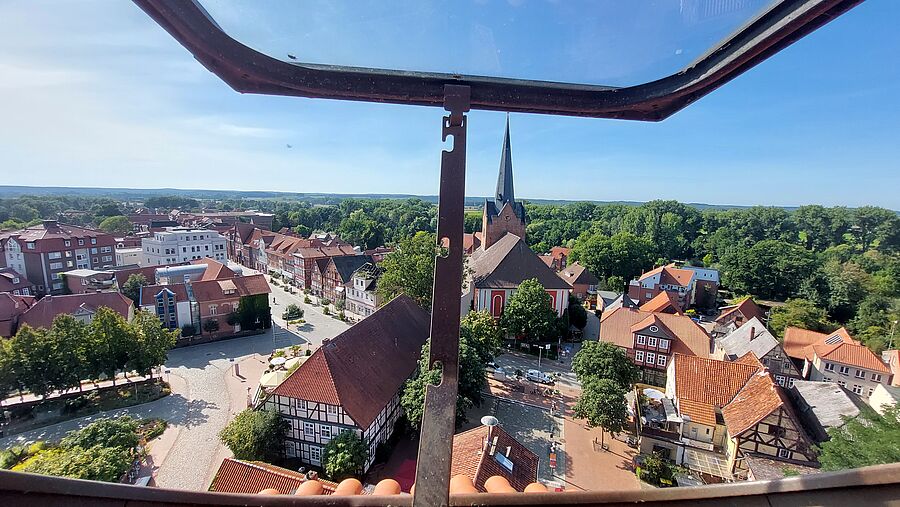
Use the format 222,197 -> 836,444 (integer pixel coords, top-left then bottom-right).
462,119 -> 571,318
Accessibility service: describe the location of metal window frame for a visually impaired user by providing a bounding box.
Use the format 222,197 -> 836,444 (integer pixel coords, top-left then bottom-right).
133,0 -> 863,121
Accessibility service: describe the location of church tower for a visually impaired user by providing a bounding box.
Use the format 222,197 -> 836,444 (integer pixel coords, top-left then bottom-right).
482,117 -> 527,250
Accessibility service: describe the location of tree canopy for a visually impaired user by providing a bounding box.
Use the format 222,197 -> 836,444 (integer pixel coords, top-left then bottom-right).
121,274 -> 149,306
376,231 -> 437,311
818,407 -> 900,471
768,298 -> 836,339
402,337 -> 485,430
219,409 -> 288,462
98,215 -> 132,235
573,377 -> 629,446
571,341 -> 639,389
460,310 -> 502,364
500,278 -> 560,342
322,430 -> 368,481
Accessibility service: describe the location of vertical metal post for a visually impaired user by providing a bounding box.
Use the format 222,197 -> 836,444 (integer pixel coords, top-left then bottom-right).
412,84 -> 470,507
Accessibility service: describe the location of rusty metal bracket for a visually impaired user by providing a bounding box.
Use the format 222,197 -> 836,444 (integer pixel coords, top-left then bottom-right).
412,84 -> 470,507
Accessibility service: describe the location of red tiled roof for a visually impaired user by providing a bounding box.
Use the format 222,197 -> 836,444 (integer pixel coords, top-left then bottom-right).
191,258 -> 236,280
557,262 -> 599,287
12,221 -> 115,252
783,327 -> 855,359
469,234 -> 571,290
19,292 -> 132,330
549,246 -> 570,260
190,274 -> 271,303
0,293 -> 36,337
449,425 -> 539,493
599,307 -> 711,358
0,268 -> 32,293
271,295 -> 430,429
673,353 -> 759,419
722,371 -> 791,436
814,341 -> 890,373
209,458 -> 337,495
716,298 -> 765,324
639,291 -> 683,314
637,263 -> 693,287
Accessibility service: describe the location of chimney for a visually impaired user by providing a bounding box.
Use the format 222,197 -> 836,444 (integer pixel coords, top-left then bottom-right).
42,219 -> 59,229
749,327 -> 756,341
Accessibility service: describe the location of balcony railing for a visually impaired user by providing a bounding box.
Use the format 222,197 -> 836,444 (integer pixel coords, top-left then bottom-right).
2,464 -> 900,505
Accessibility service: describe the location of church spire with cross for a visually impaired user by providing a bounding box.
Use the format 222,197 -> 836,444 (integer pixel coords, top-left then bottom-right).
482,115 -> 527,251
495,115 -> 515,207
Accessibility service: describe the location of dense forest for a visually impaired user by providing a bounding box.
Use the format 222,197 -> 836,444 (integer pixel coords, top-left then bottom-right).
2,194 -> 898,351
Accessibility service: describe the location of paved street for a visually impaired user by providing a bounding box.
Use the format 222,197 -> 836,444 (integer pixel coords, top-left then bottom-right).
494,350 -> 581,390
0,282 -> 349,491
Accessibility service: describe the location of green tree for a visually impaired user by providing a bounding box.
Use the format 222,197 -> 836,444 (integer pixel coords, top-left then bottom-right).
567,294 -> 588,330
121,274 -> 149,306
720,240 -> 820,300
605,275 -> 625,292
818,407 -> 900,471
60,416 -> 140,450
569,231 -> 656,285
88,307 -> 133,385
338,209 -> 385,250
460,310 -> 502,364
46,315 -> 90,392
571,341 -> 638,388
97,215 -> 132,235
128,311 -> 178,377
573,377 -> 629,448
639,451 -> 676,486
768,298 -> 836,338
219,409 -> 288,462
15,445 -> 131,483
402,337 -> 484,430
6,325 -> 55,397
500,279 -> 560,342
377,231 -> 437,311
203,318 -> 220,334
322,430 -> 368,481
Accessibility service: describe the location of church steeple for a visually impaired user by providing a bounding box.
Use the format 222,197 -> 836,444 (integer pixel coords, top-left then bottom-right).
495,116 -> 515,207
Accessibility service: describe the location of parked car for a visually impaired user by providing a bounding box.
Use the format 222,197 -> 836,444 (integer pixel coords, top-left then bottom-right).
525,369 -> 553,385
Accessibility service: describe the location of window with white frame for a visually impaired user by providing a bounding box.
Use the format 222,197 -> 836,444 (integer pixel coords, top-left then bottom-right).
209,305 -> 217,316
49,262 -> 62,270
852,384 -> 863,395
320,425 -> 332,441
26,243 -> 35,249
775,375 -> 786,386
839,365 -> 850,375
777,448 -> 790,459
48,252 -> 61,259
310,446 -> 321,463
872,373 -> 882,382
91,238 -> 97,244
64,240 -> 71,247
855,369 -> 865,379
868,388 -> 875,397
838,380 -> 846,387
657,355 -> 666,367
636,335 -> 646,345
646,352 -> 656,364
304,422 -> 315,438
327,405 -> 338,415
788,378 -> 796,388
658,339 -> 669,350
634,351 -> 644,362
824,362 -> 834,372
648,336 -> 658,347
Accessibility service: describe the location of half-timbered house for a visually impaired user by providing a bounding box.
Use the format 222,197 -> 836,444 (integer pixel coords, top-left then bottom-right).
716,317 -> 803,387
263,294 -> 429,472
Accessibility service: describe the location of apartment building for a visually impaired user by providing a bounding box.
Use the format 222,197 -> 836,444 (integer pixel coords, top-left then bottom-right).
142,227 -> 227,266
0,220 -> 117,295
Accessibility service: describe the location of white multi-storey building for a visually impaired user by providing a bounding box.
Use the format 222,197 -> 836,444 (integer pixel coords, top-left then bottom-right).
115,247 -> 143,266
142,227 -> 227,266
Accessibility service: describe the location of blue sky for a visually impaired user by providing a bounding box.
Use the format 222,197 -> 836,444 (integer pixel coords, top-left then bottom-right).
0,0 -> 897,208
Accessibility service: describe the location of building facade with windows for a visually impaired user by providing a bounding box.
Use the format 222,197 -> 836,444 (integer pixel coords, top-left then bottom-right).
0,267 -> 33,296
345,262 -> 383,318
715,317 -> 803,388
599,307 -> 712,386
627,263 -> 720,311
263,295 -> 429,472
1,220 -> 117,295
783,327 -> 892,399
142,227 -> 227,266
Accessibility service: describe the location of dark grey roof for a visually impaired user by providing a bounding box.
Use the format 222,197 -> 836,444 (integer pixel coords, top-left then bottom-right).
717,317 -> 780,360
495,116 -> 514,207
470,234 -> 571,290
331,255 -> 372,284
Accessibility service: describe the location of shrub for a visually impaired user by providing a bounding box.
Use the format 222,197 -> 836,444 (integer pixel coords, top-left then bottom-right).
203,319 -> 220,334
323,306 -> 331,316
304,295 -> 312,304
282,304 -> 303,320
320,298 -> 332,307
181,324 -> 196,337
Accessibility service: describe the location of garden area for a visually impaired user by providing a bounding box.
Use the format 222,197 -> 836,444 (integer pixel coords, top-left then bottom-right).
1,380 -> 171,436
1,415 -> 166,483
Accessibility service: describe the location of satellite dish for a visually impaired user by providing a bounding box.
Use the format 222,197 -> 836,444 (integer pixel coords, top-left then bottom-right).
481,416 -> 499,427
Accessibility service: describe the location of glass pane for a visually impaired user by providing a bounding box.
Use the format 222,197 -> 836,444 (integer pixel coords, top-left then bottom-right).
199,0 -> 780,87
